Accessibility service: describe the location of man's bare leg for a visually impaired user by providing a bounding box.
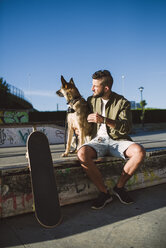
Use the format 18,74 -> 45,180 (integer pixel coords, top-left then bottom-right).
113,143 -> 146,204
77,146 -> 107,193
116,143 -> 146,188
77,145 -> 113,209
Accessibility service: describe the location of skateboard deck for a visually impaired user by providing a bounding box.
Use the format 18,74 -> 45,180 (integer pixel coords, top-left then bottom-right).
27,131 -> 62,228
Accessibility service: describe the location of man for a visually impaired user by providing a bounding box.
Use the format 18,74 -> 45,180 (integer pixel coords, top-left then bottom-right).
77,70 -> 145,209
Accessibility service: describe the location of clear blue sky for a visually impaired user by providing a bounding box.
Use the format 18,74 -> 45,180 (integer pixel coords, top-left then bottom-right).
1,0 -> 166,111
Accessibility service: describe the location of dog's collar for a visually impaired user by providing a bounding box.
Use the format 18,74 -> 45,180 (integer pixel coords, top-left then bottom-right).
67,97 -> 83,113
67,97 -> 82,106
67,107 -> 75,113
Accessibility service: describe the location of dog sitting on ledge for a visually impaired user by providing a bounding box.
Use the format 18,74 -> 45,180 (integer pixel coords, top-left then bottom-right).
56,76 -> 93,157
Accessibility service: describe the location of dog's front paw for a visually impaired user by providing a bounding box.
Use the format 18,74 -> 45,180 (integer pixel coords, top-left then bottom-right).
25,152 -> 28,159
69,149 -> 77,154
61,153 -> 69,157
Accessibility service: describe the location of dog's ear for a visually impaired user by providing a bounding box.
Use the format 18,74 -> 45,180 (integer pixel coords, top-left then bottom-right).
69,78 -> 75,85
61,75 -> 68,88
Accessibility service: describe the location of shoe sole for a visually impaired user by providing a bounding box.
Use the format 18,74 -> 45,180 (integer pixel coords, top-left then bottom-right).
91,197 -> 113,210
112,190 -> 134,205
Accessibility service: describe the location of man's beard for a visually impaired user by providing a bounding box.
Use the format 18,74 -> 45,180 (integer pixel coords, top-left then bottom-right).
93,87 -> 105,98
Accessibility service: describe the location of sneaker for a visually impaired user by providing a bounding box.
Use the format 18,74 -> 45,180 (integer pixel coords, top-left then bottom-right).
91,191 -> 113,210
112,186 -> 134,204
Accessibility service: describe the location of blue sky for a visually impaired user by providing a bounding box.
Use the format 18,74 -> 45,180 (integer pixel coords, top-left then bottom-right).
1,0 -> 166,111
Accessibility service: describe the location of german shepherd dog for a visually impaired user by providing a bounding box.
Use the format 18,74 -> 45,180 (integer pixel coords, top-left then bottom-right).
56,76 -> 93,157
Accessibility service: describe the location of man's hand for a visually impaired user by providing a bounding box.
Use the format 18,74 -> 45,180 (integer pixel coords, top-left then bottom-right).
87,113 -> 104,123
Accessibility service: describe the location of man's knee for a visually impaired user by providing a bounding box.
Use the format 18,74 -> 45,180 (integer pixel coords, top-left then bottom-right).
77,146 -> 86,162
125,143 -> 146,161
135,145 -> 146,161
77,145 -> 97,163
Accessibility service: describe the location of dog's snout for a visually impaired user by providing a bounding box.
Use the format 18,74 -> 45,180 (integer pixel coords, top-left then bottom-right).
56,90 -> 64,97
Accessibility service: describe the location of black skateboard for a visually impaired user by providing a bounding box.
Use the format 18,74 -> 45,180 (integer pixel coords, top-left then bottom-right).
27,131 -> 62,228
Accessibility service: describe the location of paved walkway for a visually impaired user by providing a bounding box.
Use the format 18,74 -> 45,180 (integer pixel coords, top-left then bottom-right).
0,183 -> 166,248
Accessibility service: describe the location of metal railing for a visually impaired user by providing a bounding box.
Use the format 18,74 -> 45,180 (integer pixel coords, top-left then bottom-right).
8,84 -> 32,104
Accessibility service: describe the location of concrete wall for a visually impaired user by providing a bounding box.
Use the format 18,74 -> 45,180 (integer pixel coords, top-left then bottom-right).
0,150 -> 166,218
0,125 -> 65,147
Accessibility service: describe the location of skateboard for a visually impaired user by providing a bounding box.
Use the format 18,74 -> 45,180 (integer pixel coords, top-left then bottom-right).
27,131 -> 62,228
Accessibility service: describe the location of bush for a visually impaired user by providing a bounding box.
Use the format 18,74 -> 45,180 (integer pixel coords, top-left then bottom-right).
29,111 -> 67,126
132,109 -> 166,123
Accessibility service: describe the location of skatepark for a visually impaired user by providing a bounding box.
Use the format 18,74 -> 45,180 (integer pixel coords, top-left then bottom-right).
0,124 -> 166,248
1,0 -> 166,246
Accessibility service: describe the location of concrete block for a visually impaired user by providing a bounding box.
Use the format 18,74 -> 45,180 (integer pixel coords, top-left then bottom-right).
0,150 -> 166,218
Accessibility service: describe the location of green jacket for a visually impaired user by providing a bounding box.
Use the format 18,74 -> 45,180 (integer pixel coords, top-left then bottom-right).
87,91 -> 132,141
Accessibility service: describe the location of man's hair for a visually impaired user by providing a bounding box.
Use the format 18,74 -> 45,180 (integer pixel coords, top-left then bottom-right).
92,70 -> 113,90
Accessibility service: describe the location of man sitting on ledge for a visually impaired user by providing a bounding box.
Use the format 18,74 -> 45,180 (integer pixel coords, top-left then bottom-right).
77,69 -> 146,210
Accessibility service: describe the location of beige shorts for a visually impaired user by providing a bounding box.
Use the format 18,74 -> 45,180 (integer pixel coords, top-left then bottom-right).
80,136 -> 134,159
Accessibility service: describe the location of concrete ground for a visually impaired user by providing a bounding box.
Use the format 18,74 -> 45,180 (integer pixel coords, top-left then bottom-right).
0,183 -> 166,248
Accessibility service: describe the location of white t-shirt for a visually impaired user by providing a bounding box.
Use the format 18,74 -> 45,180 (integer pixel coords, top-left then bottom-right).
97,99 -> 109,137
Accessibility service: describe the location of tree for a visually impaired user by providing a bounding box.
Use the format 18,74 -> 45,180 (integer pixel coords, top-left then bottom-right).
140,100 -> 147,127
0,78 -> 9,92
0,77 -> 10,107
140,100 -> 147,109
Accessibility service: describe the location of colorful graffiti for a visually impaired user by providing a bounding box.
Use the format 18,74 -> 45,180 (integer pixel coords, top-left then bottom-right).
18,128 -> 46,144
1,159 -> 166,217
105,168 -> 165,191
0,111 -> 28,124
0,193 -> 33,218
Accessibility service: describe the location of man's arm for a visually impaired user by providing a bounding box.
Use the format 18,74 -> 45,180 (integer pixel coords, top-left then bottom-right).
87,101 -> 132,135
113,101 -> 132,134
87,113 -> 116,128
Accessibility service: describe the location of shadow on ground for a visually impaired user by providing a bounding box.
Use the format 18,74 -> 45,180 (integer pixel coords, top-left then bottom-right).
0,183 -> 166,247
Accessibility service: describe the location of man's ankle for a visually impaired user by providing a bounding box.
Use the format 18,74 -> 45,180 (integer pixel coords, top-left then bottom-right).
116,184 -> 124,189
101,189 -> 108,194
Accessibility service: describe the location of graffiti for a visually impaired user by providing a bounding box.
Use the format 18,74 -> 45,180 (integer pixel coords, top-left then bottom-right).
143,170 -> 159,182
126,174 -> 139,187
55,130 -> 65,140
8,135 -> 14,144
18,129 -> 31,144
57,168 -> 71,176
0,128 -> 6,144
2,185 -> 9,197
75,183 -> 87,193
0,111 -> 4,124
106,168 -> 166,191
1,160 -> 166,218
0,111 -> 28,124
58,181 -> 91,194
38,128 -> 46,135
0,193 -> 33,217
0,126 -> 65,147
18,128 -> 47,144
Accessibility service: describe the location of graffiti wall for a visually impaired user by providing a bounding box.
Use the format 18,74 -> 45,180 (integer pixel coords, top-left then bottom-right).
0,126 -> 65,147
0,111 -> 29,124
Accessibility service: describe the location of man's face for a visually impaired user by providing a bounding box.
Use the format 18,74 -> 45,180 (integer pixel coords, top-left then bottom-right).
91,79 -> 105,98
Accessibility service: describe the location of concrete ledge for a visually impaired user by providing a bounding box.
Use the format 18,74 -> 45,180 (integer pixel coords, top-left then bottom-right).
0,149 -> 166,218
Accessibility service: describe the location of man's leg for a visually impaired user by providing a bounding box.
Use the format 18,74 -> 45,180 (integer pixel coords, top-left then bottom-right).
77,145 -> 113,209
117,143 -> 146,188
113,143 -> 146,204
77,145 -> 107,193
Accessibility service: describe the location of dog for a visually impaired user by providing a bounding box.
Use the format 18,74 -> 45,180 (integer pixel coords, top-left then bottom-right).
56,76 -> 93,157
